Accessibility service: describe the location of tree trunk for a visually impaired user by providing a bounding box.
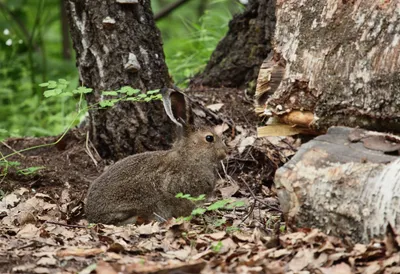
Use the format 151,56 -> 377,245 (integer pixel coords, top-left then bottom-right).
65,0 -> 172,160
191,0 -> 276,90
257,0 -> 400,133
275,126 -> 400,243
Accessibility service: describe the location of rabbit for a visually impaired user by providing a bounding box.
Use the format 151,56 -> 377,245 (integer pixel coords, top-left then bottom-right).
85,87 -> 227,225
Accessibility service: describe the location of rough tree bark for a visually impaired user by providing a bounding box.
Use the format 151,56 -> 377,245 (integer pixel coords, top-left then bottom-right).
257,0 -> 400,133
191,0 -> 276,90
65,0 -> 172,160
275,127 -> 400,243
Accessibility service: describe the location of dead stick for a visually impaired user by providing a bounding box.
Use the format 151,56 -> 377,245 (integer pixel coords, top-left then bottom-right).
240,178 -> 281,212
45,221 -> 86,228
1,141 -> 25,158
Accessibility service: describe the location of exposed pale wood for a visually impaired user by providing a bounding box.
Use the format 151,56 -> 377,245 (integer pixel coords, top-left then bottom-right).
275,127 -> 400,243
257,0 -> 400,132
257,124 -> 312,137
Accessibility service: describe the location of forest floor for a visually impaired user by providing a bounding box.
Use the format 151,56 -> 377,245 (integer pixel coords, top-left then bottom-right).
1,88 -> 399,274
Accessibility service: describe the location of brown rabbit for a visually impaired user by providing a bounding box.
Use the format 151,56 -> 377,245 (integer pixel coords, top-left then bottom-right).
85,88 -> 227,225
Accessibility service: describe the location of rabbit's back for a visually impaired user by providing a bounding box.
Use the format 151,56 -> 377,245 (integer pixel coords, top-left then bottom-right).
85,151 -> 168,224
85,148 -> 217,224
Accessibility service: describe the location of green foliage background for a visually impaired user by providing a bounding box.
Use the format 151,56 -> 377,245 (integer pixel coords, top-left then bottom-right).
0,0 -> 244,138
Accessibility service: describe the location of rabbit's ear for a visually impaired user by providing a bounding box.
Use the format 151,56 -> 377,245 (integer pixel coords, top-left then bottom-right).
161,87 -> 193,133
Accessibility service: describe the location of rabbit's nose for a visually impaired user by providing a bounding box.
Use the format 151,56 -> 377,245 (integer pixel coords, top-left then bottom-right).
216,143 -> 229,160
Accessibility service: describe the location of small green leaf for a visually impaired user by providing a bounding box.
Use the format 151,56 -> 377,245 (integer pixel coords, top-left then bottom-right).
8,161 -> 20,167
39,82 -> 49,87
48,81 -> 57,89
191,208 -> 206,216
44,90 -> 57,97
225,200 -> 246,209
17,166 -> 44,175
188,194 -> 205,201
57,84 -> 67,91
53,89 -> 63,95
99,99 -> 118,107
226,226 -> 240,233
213,218 -> 226,227
207,200 -> 230,211
76,87 -> 93,94
137,94 -> 147,99
102,91 -> 118,96
211,241 -> 223,253
175,193 -> 184,198
59,91 -> 73,97
120,86 -> 140,96
146,89 -> 160,95
151,94 -> 162,100
0,161 -> 20,167
58,79 -> 69,85
126,97 -> 139,101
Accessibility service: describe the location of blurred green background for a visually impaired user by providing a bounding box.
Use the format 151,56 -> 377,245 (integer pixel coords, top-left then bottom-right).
0,0 -> 244,138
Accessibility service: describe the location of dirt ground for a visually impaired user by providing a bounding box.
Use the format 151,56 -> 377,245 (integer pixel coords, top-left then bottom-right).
1,88 -> 399,274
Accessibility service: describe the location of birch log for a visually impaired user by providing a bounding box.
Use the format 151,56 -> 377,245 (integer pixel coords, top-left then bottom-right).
257,0 -> 400,133
275,127 -> 400,243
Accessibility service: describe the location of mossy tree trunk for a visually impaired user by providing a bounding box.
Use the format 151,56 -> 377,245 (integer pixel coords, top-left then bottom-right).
191,0 -> 276,90
65,0 -> 173,160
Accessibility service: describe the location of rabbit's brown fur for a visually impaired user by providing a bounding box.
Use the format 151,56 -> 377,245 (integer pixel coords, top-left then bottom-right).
85,88 -> 227,225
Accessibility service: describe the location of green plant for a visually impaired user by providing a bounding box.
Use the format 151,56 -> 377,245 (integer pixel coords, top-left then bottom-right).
0,82 -> 162,177
155,0 -> 244,87
16,166 -> 44,175
175,192 -> 246,230
0,159 -> 20,177
211,241 -> 223,253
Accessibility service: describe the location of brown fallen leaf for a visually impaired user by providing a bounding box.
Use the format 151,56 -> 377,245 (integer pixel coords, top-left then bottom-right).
162,247 -> 191,261
219,238 -> 238,254
33,267 -> 51,274
319,262 -> 352,274
269,248 -> 292,258
363,261 -> 381,274
288,248 -> 314,272
36,256 -> 57,266
207,231 -> 226,241
56,247 -> 106,257
12,264 -> 36,273
385,223 -> 400,256
206,103 -> 224,112
124,260 -> 206,274
232,231 -> 253,243
96,261 -> 118,274
17,223 -> 39,239
2,193 -> 20,208
219,185 -> 240,198
191,249 -> 214,260
137,222 -> 161,235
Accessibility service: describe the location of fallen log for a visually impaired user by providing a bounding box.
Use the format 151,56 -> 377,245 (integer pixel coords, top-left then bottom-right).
275,126 -> 400,243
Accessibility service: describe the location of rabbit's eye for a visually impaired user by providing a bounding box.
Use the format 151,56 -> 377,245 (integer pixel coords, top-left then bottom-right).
205,135 -> 214,143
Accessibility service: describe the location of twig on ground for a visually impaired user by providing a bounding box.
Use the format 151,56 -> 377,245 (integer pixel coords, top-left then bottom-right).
85,131 -> 98,167
45,221 -> 87,229
1,141 -> 25,158
220,160 -> 237,185
153,212 -> 167,222
240,178 -> 281,212
241,199 -> 256,224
